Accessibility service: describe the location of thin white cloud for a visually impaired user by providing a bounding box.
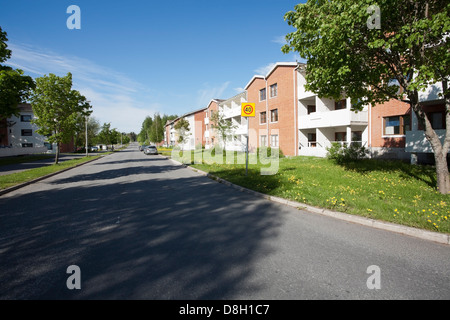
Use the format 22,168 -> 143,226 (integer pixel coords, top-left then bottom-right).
255,63 -> 276,76
196,81 -> 231,108
234,87 -> 246,94
272,35 -> 288,46
7,42 -> 152,133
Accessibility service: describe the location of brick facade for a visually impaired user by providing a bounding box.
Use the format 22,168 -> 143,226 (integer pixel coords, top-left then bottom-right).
370,99 -> 411,148
245,63 -> 298,156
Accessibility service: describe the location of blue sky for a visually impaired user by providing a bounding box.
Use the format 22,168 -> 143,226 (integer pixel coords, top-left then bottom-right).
0,0 -> 305,133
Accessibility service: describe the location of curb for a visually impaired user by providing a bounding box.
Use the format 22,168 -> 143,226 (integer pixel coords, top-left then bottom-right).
168,157 -> 450,246
0,155 -> 104,196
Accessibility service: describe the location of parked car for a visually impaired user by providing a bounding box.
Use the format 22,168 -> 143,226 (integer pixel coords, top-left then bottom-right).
90,146 -> 99,152
139,145 -> 147,151
144,145 -> 158,155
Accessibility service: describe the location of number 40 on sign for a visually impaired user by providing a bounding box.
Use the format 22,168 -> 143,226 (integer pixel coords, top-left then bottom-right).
241,103 -> 255,117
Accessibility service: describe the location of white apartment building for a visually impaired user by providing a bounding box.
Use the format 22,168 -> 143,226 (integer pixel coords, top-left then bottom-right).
296,66 -> 369,157
405,81 -> 447,162
166,107 -> 206,150
217,92 -> 248,152
0,104 -> 50,157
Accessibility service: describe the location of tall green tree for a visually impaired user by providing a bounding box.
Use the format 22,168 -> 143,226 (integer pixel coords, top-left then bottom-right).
283,0 -> 450,194
74,115 -> 100,149
138,116 -> 153,144
97,122 -> 113,148
149,113 -> 163,143
30,72 -> 91,164
138,113 -> 177,145
0,26 -> 35,120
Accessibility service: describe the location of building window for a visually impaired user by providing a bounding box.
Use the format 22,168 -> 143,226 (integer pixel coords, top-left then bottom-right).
335,99 -> 347,110
260,88 -> 266,101
270,135 -> 279,148
384,115 -> 410,135
430,112 -> 445,130
307,105 -> 316,114
22,143 -> 33,148
335,132 -> 347,142
260,135 -> 267,147
270,109 -> 278,123
260,112 -> 267,124
403,114 -> 411,132
352,131 -> 362,142
21,115 -> 32,122
270,83 -> 278,98
21,129 -> 32,136
307,133 -> 317,147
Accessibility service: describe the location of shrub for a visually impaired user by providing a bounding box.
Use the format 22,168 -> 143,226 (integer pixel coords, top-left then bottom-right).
326,142 -> 369,164
257,146 -> 284,159
211,145 -> 223,157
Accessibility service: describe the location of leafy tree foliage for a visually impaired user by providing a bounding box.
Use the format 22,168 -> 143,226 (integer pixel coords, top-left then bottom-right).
30,72 -> 91,164
283,0 -> 450,193
210,110 -> 237,150
174,117 -> 191,147
0,26 -> 35,119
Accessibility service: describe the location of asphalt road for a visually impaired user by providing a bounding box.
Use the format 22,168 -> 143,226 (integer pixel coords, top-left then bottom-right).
0,143 -> 449,300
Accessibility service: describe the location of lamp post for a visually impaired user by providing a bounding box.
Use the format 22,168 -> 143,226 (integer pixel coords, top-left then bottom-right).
85,115 -> 89,157
85,101 -> 91,157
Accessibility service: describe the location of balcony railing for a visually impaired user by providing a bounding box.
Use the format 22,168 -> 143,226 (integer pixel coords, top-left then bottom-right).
298,109 -> 368,129
300,141 -> 367,149
406,129 -> 448,153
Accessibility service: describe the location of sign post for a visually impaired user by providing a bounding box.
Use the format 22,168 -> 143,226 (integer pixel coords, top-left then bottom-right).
241,103 -> 255,176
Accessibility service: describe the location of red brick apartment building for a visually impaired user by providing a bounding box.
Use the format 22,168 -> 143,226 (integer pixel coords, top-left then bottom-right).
369,99 -> 411,160
245,62 -> 299,156
204,99 -> 223,149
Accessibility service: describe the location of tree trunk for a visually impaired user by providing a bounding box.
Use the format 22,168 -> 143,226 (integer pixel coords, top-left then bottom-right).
410,88 -> 450,194
434,150 -> 450,194
55,141 -> 60,165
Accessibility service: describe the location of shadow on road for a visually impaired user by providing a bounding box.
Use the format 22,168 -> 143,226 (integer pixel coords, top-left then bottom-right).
0,159 -> 285,300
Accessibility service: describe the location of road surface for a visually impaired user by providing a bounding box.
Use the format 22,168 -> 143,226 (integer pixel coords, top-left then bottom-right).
1,143 -> 449,300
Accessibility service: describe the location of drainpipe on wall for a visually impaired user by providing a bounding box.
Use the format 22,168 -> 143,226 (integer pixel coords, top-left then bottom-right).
265,77 -> 269,146
294,64 -> 300,156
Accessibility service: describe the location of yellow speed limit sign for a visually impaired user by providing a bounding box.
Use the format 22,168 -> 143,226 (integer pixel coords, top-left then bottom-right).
241,103 -> 255,117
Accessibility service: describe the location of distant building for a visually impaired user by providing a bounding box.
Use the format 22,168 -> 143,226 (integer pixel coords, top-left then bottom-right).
203,99 -> 224,150
164,107 -> 206,150
0,103 -> 74,157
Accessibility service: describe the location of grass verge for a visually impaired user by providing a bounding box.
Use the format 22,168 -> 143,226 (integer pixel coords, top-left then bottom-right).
0,154 -> 54,166
190,154 -> 450,234
0,155 -> 100,190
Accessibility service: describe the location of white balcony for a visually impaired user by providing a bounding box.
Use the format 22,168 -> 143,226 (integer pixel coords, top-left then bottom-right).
405,129 -> 448,153
234,125 -> 248,136
298,109 -> 368,130
222,107 -> 241,119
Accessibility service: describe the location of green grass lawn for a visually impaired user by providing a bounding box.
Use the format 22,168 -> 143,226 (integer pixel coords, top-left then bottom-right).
190,154 -> 450,234
0,155 -> 100,190
0,154 -> 54,166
